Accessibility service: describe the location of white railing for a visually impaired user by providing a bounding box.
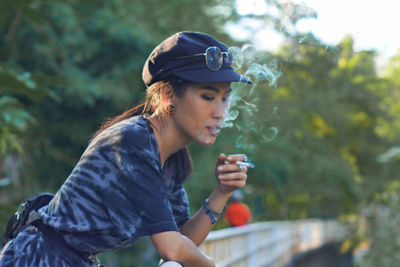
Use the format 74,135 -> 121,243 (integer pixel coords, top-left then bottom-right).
200,219 -> 348,267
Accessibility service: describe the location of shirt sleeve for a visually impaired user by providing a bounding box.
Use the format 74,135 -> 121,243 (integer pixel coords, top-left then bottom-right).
169,180 -> 190,228
105,126 -> 179,239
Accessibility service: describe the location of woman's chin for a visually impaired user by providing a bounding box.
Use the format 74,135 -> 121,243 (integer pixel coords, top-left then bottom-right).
197,136 -> 217,146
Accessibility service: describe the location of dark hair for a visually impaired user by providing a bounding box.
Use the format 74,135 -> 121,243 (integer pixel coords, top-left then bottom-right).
91,75 -> 193,179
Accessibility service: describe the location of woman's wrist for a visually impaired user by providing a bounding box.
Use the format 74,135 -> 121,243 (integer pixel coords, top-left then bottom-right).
214,185 -> 233,201
206,188 -> 231,214
202,198 -> 226,224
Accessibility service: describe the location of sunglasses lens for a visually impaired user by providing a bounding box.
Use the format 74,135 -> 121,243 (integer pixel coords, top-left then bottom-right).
205,47 -> 223,70
228,46 -> 243,69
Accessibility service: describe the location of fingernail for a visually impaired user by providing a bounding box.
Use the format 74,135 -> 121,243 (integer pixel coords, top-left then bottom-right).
218,166 -> 223,171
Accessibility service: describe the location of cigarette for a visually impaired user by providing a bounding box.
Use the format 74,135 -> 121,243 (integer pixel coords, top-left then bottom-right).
236,161 -> 255,169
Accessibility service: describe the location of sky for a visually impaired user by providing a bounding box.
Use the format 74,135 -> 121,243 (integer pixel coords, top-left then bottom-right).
232,0 -> 400,67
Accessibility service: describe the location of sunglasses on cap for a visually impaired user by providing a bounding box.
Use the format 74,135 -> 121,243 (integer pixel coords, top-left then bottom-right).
176,46 -> 244,71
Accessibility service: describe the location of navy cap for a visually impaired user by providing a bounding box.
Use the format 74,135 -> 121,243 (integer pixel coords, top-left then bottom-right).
142,31 -> 252,87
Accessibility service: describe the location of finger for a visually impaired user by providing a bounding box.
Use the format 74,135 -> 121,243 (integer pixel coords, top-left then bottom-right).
219,164 -> 247,173
217,164 -> 242,173
216,153 -> 226,166
218,172 -> 247,181
237,154 -> 248,162
219,179 -> 247,188
227,154 -> 248,163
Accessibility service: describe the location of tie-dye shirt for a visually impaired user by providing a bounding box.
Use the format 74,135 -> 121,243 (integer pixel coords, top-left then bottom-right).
0,116 -> 190,266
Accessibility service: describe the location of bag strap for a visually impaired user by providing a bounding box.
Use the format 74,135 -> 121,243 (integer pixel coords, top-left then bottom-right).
1,192 -> 54,248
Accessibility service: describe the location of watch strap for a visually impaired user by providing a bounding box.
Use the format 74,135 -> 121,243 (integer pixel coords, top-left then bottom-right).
202,198 -> 226,224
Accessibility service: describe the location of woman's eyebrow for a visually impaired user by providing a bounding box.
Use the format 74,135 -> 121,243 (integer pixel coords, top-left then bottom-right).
201,86 -> 233,94
201,86 -> 220,92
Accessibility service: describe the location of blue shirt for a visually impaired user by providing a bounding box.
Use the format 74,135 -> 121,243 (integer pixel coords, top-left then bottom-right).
0,116 -> 190,266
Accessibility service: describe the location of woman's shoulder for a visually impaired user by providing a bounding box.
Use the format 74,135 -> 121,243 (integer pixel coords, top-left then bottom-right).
120,116 -> 151,140
85,115 -> 160,169
92,116 -> 151,146
119,116 -> 157,152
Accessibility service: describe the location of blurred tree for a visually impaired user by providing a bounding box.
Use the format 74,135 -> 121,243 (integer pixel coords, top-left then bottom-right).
376,50 -> 400,141
270,35 -> 390,218
356,50 -> 400,265
359,180 -> 400,267
0,0 -> 64,192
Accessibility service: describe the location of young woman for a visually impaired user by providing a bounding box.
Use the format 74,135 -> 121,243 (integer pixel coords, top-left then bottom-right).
0,31 -> 252,267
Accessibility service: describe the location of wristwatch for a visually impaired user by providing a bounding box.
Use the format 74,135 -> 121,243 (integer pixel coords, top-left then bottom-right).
202,198 -> 226,224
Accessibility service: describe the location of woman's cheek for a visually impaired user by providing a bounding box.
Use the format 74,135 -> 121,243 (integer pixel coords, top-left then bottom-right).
223,106 -> 229,119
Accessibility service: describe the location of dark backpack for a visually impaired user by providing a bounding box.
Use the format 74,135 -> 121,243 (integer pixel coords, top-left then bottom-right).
1,193 -> 54,249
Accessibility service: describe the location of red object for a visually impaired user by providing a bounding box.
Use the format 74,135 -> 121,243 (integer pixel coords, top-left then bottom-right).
224,202 -> 252,227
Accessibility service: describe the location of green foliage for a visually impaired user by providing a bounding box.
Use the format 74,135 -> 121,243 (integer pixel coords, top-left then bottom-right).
375,50 -> 400,141
359,181 -> 400,266
0,67 -> 61,160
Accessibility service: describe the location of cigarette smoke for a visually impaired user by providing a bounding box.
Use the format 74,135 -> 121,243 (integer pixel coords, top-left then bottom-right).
223,45 -> 282,153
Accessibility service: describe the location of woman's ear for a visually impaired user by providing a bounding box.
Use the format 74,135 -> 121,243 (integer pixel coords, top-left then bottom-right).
160,83 -> 175,110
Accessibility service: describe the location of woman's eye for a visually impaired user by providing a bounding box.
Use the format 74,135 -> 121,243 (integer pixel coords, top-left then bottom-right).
223,95 -> 231,102
202,95 -> 214,101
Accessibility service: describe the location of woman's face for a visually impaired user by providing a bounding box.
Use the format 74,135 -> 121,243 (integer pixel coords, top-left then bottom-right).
172,81 -> 232,145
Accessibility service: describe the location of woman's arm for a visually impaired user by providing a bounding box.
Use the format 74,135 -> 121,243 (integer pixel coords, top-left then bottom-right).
150,154 -> 248,266
180,153 -> 248,245
151,231 -> 215,267
179,187 -> 230,245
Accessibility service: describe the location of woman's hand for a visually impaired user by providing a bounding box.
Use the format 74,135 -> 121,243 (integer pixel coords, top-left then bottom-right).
215,153 -> 248,195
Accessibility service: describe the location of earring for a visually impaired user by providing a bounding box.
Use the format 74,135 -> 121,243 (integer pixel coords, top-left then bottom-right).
167,104 -> 175,114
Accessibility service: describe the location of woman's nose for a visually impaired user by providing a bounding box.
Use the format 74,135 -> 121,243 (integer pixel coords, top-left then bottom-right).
213,100 -> 228,119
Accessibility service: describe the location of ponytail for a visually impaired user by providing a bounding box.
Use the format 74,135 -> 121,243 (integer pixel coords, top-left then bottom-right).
90,103 -> 150,142
92,76 -> 190,142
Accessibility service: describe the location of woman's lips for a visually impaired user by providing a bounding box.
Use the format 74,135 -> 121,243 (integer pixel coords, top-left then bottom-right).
207,126 -> 221,135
